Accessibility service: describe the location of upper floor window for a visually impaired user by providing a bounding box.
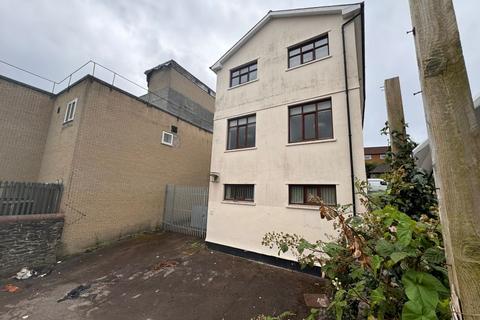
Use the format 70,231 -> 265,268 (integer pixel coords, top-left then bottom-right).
230,61 -> 257,87
289,99 -> 333,143
288,34 -> 329,68
161,131 -> 174,146
64,98 -> 77,124
224,184 -> 254,202
227,114 -> 256,150
364,155 -> 372,160
289,185 -> 336,206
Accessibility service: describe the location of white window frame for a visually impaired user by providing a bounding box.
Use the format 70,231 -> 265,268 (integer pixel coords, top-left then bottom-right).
364,155 -> 372,160
380,154 -> 386,160
64,98 -> 77,124
161,131 -> 174,146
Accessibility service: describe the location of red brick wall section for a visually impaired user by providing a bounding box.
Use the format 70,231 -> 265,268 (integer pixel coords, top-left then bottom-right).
0,213 -> 64,277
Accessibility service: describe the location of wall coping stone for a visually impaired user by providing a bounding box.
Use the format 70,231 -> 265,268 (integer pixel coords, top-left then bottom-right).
0,213 -> 64,224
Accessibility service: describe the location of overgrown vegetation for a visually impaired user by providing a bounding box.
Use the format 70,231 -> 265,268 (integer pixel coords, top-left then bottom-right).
376,123 -> 437,219
365,162 -> 377,178
250,310 -> 319,320
250,311 -> 296,320
262,124 -> 449,319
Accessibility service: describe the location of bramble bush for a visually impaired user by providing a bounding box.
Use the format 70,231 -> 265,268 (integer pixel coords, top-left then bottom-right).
262,125 -> 450,319
376,123 -> 437,220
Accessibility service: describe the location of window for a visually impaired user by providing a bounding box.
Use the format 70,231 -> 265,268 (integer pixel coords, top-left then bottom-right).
162,131 -> 174,146
289,99 -> 333,143
227,114 -> 256,150
230,61 -> 257,87
64,99 -> 77,123
288,34 -> 329,68
364,155 -> 372,160
289,185 -> 336,206
379,154 -> 386,160
224,184 -> 254,202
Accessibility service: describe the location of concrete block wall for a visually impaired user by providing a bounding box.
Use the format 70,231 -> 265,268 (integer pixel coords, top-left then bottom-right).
0,71 -> 214,255
53,79 -> 213,254
0,214 -> 64,277
0,76 -> 54,181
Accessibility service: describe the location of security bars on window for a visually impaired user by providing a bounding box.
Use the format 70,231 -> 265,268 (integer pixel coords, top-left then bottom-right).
289,99 -> 333,143
288,34 -> 329,68
230,61 -> 257,87
227,115 -> 256,150
64,99 -> 77,123
224,184 -> 254,202
289,185 -> 336,206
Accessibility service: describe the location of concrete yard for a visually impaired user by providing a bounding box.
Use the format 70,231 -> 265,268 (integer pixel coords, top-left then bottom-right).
0,232 -> 328,320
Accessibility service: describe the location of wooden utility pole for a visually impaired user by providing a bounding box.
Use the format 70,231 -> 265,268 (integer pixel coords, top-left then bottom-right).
409,0 -> 480,318
384,76 -> 406,154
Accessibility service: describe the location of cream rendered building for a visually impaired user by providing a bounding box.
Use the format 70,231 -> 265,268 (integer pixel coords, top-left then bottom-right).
206,4 -> 366,261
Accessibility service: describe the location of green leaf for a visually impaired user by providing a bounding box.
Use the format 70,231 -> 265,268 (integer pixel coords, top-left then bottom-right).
402,301 -> 437,320
350,265 -> 365,280
332,289 -> 346,320
402,271 -> 449,309
437,298 -> 451,319
304,309 -> 319,320
371,255 -> 383,275
431,265 -> 449,279
397,222 -> 413,248
370,286 -> 386,306
376,239 -> 395,257
422,247 -> 446,264
297,239 -> 314,254
396,212 -> 415,225
348,280 -> 366,299
391,251 -> 409,264
323,242 -> 344,257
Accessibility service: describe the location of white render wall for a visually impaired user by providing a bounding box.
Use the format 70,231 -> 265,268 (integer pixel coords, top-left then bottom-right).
207,13 -> 366,260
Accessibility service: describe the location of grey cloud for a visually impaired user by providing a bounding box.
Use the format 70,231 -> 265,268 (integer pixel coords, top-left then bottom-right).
0,0 -> 478,146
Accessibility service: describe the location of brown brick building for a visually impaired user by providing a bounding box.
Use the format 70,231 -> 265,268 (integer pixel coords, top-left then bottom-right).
0,61 -> 214,254
364,146 -> 389,177
364,146 -> 388,164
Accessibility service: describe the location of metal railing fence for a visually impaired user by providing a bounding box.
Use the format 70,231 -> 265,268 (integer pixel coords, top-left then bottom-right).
163,184 -> 208,238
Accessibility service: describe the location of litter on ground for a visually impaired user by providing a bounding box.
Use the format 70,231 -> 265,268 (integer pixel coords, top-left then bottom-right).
1,284 -> 20,293
57,284 -> 91,302
15,267 -> 34,280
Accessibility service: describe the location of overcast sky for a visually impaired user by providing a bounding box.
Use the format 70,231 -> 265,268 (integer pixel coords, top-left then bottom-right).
0,0 -> 478,146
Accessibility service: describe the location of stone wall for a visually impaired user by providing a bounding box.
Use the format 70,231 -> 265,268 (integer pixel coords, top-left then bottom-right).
0,214 -> 64,277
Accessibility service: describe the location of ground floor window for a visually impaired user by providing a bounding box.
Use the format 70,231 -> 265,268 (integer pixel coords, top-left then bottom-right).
289,185 -> 336,205
224,184 -> 254,202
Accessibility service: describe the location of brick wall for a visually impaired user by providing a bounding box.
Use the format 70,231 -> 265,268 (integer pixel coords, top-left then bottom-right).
0,74 -> 213,255
38,78 -> 213,254
0,76 -> 54,181
37,80 -> 89,184
0,214 -> 64,277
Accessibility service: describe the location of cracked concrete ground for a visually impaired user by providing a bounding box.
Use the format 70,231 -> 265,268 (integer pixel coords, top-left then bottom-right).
0,232 -> 327,320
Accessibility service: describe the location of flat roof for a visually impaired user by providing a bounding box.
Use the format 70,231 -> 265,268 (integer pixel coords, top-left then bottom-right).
145,60 -> 215,97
